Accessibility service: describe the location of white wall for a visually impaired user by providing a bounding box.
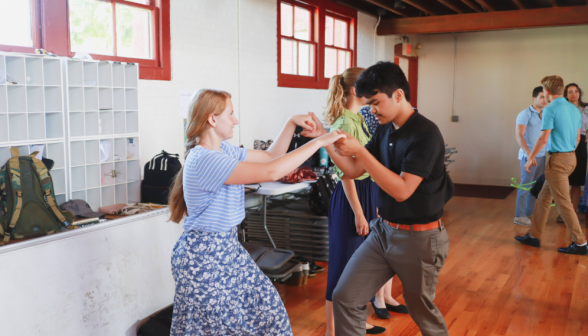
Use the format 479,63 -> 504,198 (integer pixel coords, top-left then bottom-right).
0,211 -> 184,336
398,26 -> 588,186
138,0 -> 380,168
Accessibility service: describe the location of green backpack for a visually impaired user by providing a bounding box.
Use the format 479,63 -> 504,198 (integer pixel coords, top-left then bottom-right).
0,147 -> 74,245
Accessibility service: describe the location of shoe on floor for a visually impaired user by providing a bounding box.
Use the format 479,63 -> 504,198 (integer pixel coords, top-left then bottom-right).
515,233 -> 541,247
514,217 -> 532,226
556,215 -> 564,223
386,303 -> 409,314
558,243 -> 588,255
366,326 -> 386,334
370,302 -> 391,319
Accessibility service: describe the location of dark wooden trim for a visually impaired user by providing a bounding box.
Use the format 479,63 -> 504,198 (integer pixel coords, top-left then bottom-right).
363,0 -> 409,17
511,0 -> 525,10
378,5 -> 588,35
402,0 -> 437,15
548,0 -> 559,7
461,0 -> 483,12
436,0 -> 465,13
473,0 -> 495,12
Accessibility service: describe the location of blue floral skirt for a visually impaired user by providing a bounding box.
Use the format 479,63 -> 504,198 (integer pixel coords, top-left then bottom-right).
170,227 -> 293,336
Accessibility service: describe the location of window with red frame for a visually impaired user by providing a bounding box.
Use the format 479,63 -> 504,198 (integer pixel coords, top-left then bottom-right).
278,0 -> 356,90
280,2 -> 316,77
0,0 -> 170,81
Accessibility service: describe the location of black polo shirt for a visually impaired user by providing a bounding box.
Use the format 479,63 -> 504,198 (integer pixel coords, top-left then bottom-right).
364,110 -> 454,225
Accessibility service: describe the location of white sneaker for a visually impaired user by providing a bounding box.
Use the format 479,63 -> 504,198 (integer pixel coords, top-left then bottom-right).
514,217 -> 532,226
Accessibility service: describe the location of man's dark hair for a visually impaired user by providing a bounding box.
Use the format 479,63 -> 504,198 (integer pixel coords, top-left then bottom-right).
532,86 -> 543,98
355,61 -> 411,101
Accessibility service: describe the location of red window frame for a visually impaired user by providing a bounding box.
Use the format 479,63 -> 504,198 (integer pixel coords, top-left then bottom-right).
278,0 -> 357,90
279,1 -> 317,79
0,0 -> 171,81
324,12 -> 354,80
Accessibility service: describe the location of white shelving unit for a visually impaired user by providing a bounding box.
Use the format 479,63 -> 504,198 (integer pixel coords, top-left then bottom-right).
64,60 -> 140,210
0,52 -> 68,205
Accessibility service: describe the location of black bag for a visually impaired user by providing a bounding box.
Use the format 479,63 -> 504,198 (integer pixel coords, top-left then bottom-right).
137,305 -> 173,336
530,174 -> 545,199
308,169 -> 336,216
141,151 -> 181,205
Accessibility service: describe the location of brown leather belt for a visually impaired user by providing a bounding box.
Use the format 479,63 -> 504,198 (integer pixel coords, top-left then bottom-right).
384,219 -> 440,231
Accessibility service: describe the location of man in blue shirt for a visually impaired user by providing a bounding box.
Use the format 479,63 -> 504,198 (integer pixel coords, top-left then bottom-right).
514,87 -> 547,226
516,76 -> 587,255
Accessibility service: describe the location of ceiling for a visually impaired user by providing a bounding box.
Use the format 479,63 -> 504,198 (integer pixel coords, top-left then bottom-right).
335,0 -> 588,19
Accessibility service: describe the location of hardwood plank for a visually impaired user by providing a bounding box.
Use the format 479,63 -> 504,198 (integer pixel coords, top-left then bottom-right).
377,5 -> 588,34
284,191 -> 588,335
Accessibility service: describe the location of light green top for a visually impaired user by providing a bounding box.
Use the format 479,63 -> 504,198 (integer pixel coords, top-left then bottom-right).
330,109 -> 372,181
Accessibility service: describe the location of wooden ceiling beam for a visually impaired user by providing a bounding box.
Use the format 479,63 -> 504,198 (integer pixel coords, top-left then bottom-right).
511,0 -> 525,9
461,0 -> 484,12
331,0 -> 380,17
377,5 -> 588,35
363,0 -> 410,17
548,0 -> 559,6
473,0 -> 495,11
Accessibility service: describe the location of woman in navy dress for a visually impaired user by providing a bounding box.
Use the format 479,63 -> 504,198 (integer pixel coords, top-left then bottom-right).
167,89 -> 345,336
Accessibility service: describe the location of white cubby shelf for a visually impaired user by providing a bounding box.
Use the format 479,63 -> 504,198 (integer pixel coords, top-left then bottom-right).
0,52 -> 67,206
64,59 -> 141,210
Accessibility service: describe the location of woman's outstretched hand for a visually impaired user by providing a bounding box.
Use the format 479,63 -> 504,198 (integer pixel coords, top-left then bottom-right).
290,114 -> 317,133
301,112 -> 327,138
318,131 -> 346,147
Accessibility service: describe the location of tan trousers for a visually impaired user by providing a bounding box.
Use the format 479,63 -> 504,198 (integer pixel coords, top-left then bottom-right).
530,152 -> 587,245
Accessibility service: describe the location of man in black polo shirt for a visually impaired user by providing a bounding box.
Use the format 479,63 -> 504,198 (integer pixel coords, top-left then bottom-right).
313,62 -> 454,336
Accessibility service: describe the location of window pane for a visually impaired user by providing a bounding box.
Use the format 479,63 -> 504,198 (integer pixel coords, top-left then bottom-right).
337,50 -> 347,74
324,47 -> 337,79
280,3 -> 293,37
116,4 -> 153,59
334,19 -> 347,48
325,16 -> 333,46
345,51 -> 351,71
298,42 -> 314,76
0,0 -> 33,47
294,7 -> 310,41
281,38 -> 297,75
69,0 -> 114,55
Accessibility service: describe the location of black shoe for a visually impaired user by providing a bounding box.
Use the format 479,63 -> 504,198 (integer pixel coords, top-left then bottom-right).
366,326 -> 386,334
370,302 -> 391,319
386,303 -> 409,314
558,243 -> 588,255
515,233 -> 540,247
310,263 -> 325,273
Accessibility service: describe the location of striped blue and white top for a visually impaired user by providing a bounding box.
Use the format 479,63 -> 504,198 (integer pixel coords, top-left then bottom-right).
183,141 -> 248,232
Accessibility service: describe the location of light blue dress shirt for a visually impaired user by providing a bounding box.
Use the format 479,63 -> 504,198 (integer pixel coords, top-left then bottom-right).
516,105 -> 546,160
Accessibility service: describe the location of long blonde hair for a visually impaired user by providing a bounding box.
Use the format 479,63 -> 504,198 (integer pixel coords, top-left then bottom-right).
323,67 -> 365,125
168,89 -> 232,223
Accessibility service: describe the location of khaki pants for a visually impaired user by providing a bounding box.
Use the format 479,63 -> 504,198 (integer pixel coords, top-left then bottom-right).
530,152 -> 587,245
332,218 -> 449,336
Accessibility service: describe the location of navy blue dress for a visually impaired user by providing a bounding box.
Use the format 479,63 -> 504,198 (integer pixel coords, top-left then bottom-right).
325,179 -> 379,301
325,117 -> 380,301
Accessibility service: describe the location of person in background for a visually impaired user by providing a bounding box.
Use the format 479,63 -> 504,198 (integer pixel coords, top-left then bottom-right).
562,83 -> 588,222
514,86 -> 547,226
323,68 -> 396,336
516,76 -> 587,255
167,89 -> 344,336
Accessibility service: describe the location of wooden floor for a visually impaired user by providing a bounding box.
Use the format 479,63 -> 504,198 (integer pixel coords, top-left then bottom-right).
278,193 -> 588,335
